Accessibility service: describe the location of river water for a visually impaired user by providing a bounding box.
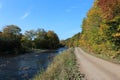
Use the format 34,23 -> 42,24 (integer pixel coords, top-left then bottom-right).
0,48 -> 65,80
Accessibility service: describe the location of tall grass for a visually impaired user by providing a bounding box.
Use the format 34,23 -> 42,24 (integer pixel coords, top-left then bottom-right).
80,46 -> 120,64
33,48 -> 82,80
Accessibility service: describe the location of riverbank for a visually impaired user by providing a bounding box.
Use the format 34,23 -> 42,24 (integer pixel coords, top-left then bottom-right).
0,48 -> 66,80
0,48 -> 61,57
33,48 -> 82,80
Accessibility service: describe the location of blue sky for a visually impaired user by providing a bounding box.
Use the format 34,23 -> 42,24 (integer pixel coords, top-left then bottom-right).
0,0 -> 94,40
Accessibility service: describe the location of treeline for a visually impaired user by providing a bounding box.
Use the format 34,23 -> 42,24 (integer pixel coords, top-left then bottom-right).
0,25 -> 61,55
62,33 -> 81,47
65,0 -> 120,59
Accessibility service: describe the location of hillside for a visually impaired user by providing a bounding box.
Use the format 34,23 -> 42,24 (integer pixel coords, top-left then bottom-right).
65,0 -> 120,61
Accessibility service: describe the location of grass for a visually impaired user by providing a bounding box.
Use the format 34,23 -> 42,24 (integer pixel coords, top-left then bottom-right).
33,48 -> 82,80
80,46 -> 120,64
93,52 -> 120,64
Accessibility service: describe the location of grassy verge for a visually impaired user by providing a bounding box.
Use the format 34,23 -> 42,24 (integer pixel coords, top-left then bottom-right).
33,48 -> 82,80
80,46 -> 120,64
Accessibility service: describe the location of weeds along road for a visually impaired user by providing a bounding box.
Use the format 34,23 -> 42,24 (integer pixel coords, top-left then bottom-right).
75,47 -> 120,80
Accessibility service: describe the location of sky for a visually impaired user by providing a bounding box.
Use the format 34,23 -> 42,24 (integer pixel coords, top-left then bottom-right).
0,0 -> 94,40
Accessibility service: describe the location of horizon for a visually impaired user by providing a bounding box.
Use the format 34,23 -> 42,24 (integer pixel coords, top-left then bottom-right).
0,0 -> 94,40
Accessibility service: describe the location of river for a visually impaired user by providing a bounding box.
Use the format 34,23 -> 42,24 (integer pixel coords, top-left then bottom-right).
0,48 -> 66,80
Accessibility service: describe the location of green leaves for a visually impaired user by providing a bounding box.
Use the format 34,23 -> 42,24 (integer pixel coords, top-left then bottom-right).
0,25 -> 60,55
64,32 -> 81,47
3,25 -> 21,35
0,25 -> 22,54
22,29 -> 60,49
46,31 -> 60,49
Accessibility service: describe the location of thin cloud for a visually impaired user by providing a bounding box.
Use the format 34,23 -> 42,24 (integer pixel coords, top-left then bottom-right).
21,12 -> 30,20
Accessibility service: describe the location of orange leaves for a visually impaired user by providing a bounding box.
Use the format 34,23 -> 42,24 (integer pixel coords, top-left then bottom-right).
98,0 -> 120,20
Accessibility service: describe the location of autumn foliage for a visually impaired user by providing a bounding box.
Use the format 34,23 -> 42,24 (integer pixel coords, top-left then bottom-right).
65,0 -> 120,59
98,0 -> 120,20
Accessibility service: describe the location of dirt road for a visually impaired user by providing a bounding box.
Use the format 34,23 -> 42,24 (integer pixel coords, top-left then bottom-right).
75,48 -> 120,80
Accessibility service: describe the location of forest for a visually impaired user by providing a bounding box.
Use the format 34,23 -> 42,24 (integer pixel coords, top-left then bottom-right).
65,0 -> 120,59
0,25 -> 61,55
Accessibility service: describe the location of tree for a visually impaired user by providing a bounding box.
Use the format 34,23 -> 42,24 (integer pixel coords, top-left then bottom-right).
24,30 -> 36,40
34,29 -> 48,49
78,0 -> 120,57
98,0 -> 120,50
36,28 -> 46,39
105,17 -> 120,50
3,25 -> 21,35
98,0 -> 120,20
64,33 -> 81,47
0,25 -> 22,54
22,30 -> 36,49
46,31 -> 60,49
0,25 -> 61,54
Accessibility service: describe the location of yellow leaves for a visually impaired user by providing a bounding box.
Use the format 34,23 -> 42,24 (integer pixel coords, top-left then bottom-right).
100,23 -> 108,29
117,25 -> 120,31
20,36 -> 27,42
46,31 -> 54,38
87,7 -> 101,17
80,41 -> 85,45
112,33 -> 120,37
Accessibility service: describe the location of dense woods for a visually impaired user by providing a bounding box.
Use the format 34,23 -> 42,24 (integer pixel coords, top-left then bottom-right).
0,25 -> 60,55
65,0 -> 120,59
62,33 -> 81,47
